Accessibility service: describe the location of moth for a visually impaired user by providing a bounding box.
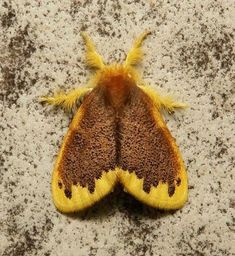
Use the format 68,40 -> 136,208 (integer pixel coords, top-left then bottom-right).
41,32 -> 188,213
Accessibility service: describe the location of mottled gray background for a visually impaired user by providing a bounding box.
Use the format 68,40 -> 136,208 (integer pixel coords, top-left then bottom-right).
0,0 -> 234,255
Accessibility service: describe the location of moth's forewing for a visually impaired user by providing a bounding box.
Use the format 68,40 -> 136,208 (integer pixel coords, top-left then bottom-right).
118,87 -> 188,209
52,88 -> 118,213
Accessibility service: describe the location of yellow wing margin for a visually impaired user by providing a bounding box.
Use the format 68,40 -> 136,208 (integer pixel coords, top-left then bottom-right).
52,169 -> 117,213
118,167 -> 187,210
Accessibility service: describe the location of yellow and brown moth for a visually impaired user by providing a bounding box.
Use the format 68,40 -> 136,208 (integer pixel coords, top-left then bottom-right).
41,32 -> 188,213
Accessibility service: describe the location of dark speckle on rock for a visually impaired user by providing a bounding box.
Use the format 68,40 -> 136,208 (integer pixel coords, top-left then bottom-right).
1,23 -> 36,106
229,199 -> 235,209
1,2 -> 16,28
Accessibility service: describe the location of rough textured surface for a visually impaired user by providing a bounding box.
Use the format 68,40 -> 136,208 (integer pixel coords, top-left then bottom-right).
0,0 -> 234,255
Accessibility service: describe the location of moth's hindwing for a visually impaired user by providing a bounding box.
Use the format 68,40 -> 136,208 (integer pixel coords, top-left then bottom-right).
118,87 -> 188,209
52,88 -> 118,213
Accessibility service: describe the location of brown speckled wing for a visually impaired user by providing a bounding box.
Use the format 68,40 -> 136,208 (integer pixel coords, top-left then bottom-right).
118,86 -> 188,209
52,87 -> 118,213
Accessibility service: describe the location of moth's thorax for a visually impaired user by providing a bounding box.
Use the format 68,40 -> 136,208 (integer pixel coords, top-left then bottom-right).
98,65 -> 135,108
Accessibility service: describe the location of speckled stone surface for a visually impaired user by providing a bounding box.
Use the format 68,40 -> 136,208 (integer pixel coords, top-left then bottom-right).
0,0 -> 235,255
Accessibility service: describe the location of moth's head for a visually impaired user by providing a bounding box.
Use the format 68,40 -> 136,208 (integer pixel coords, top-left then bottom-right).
96,64 -> 137,107
97,64 -> 137,88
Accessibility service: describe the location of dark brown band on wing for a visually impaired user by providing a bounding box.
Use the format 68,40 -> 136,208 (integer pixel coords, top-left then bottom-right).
58,87 -> 117,197
118,86 -> 181,196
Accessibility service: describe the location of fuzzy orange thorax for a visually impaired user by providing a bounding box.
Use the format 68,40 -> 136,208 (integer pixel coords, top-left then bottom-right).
98,65 -> 136,108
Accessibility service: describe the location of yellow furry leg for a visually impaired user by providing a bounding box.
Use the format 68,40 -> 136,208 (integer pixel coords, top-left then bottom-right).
125,31 -> 151,67
81,32 -> 105,69
40,87 -> 91,111
140,86 -> 188,113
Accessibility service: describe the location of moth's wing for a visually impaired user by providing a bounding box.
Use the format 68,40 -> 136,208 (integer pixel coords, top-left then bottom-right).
118,87 -> 188,209
52,87 -> 118,213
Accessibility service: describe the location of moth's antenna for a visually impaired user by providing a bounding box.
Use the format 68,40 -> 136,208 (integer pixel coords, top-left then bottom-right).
81,32 -> 105,70
124,31 -> 151,67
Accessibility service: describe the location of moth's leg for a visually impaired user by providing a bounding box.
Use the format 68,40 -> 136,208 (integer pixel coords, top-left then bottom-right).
81,32 -> 105,70
40,87 -> 91,111
140,86 -> 188,113
124,31 -> 151,67
159,95 -> 188,113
